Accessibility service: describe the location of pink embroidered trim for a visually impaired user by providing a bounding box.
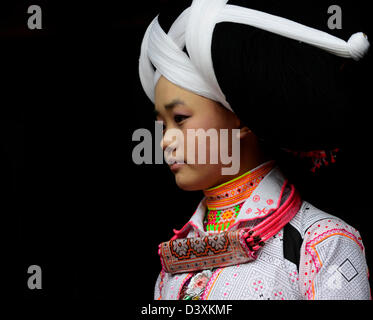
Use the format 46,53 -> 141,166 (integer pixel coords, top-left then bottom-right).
305,283 -> 314,300
158,244 -> 167,272
305,227 -> 364,273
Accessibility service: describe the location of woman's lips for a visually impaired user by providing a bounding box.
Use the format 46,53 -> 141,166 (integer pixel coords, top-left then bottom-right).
170,163 -> 185,172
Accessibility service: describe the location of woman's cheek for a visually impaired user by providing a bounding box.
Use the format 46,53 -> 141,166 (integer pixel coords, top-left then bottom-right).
182,128 -> 199,165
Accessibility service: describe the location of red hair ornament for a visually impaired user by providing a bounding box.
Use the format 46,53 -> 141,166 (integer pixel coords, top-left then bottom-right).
284,148 -> 340,173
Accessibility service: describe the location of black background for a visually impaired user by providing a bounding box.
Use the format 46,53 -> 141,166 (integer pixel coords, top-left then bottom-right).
1,0 -> 372,303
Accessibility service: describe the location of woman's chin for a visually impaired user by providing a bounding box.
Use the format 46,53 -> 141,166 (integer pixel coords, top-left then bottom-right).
175,176 -> 195,191
174,172 -> 212,191
174,171 -> 200,191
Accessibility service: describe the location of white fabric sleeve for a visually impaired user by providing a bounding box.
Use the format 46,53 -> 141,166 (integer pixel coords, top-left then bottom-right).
299,218 -> 371,300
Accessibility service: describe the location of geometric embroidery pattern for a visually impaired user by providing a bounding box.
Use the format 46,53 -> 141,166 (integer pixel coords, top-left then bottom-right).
337,259 -> 359,282
203,161 -> 275,233
300,218 -> 368,300
204,203 -> 244,233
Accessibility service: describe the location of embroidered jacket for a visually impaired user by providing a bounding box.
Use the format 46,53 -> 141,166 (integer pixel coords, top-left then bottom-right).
154,166 -> 371,300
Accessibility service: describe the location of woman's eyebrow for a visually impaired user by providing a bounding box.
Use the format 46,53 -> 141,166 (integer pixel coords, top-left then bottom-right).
164,99 -> 185,110
153,99 -> 185,117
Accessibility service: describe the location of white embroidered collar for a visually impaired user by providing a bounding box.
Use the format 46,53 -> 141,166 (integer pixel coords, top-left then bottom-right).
173,166 -> 288,238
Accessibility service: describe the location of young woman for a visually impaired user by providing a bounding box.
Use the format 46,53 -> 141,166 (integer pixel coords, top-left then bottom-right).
138,0 -> 371,300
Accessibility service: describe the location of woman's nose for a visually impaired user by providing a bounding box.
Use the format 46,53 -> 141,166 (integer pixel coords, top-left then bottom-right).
161,128 -> 184,156
160,126 -> 178,151
160,128 -> 169,151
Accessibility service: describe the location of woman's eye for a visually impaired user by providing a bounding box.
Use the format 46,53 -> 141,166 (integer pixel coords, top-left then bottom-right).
174,115 -> 189,123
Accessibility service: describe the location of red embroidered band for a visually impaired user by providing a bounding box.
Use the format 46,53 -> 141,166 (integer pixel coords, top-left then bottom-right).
159,182 -> 302,274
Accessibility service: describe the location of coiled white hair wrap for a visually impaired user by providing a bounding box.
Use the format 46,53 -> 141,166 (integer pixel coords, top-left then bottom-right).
138,0 -> 370,111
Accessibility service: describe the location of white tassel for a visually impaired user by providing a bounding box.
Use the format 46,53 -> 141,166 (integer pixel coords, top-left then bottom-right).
347,32 -> 370,61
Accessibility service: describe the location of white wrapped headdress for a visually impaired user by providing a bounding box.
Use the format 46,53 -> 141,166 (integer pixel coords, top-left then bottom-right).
138,0 -> 369,111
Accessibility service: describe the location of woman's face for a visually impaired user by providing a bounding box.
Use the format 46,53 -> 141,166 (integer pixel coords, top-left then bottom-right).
154,76 -> 243,191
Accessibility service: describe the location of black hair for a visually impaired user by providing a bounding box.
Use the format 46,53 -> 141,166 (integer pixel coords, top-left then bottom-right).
157,0 -> 369,182
211,1 -> 350,151
157,1 -> 368,151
